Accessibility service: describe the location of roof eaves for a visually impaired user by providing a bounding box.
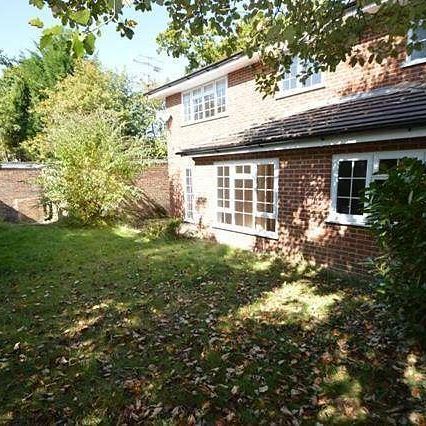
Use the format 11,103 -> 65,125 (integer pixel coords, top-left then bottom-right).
144,52 -> 244,97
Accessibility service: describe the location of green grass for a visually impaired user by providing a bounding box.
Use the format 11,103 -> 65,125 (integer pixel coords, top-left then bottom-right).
0,222 -> 425,425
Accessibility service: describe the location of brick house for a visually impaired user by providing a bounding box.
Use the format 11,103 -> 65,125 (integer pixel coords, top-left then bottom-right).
146,27 -> 426,275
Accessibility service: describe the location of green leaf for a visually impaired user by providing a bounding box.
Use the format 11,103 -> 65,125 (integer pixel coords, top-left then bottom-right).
71,33 -> 86,57
39,33 -> 53,50
69,9 -> 91,26
83,33 -> 96,55
29,0 -> 44,9
29,17 -> 44,28
43,25 -> 63,36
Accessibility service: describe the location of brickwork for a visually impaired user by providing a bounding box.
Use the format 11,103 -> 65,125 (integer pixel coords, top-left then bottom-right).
0,163 -> 170,223
130,163 -> 170,220
163,34 -> 426,274
0,165 -> 44,222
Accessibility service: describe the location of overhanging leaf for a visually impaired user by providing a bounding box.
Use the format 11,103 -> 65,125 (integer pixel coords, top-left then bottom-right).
29,17 -> 44,28
70,9 -> 91,26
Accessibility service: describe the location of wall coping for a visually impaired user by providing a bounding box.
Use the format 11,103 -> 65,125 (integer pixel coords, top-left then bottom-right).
0,162 -> 44,170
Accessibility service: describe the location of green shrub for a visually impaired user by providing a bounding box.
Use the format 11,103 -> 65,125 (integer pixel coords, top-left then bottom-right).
139,218 -> 182,240
39,111 -> 142,224
365,158 -> 426,339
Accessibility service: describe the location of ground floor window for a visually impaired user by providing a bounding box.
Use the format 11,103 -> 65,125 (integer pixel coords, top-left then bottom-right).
215,159 -> 279,238
329,149 -> 426,226
184,168 -> 194,222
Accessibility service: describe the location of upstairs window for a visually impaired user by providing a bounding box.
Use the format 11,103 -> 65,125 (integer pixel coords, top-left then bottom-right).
282,58 -> 323,94
407,26 -> 426,64
182,78 -> 227,123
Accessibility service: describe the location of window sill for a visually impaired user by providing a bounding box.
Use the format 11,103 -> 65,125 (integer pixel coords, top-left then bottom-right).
275,83 -> 325,100
212,223 -> 279,240
401,57 -> 426,68
181,114 -> 228,128
325,216 -> 369,228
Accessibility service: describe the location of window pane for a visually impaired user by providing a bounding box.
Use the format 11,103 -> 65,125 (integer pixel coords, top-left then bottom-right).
337,179 -> 351,197
225,213 -> 232,224
336,197 -> 350,214
244,165 -> 251,174
350,198 -> 364,216
235,201 -> 243,212
244,215 -> 253,227
353,160 -> 367,177
352,179 -> 366,198
236,166 -> 243,174
338,161 -> 352,177
265,191 -> 273,203
235,213 -> 243,226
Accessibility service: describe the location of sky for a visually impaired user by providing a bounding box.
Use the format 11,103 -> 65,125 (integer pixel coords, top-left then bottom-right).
0,2 -> 187,84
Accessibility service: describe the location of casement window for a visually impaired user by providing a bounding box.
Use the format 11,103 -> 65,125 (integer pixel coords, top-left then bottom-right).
406,25 -> 426,65
182,78 -> 227,124
184,168 -> 194,222
329,149 -> 426,226
215,159 -> 279,238
281,58 -> 323,94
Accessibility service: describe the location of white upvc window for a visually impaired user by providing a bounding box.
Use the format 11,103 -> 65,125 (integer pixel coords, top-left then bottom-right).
281,57 -> 323,95
182,78 -> 227,124
184,168 -> 195,222
329,149 -> 426,226
214,159 -> 279,239
405,25 -> 426,66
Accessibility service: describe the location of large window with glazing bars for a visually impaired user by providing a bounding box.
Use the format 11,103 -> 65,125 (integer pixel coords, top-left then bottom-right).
182,78 -> 227,124
215,159 -> 279,238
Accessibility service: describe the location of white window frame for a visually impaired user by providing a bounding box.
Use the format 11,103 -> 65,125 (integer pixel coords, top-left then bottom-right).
183,167 -> 195,223
403,25 -> 426,67
328,149 -> 426,226
278,57 -> 325,98
181,77 -> 228,125
213,158 -> 279,239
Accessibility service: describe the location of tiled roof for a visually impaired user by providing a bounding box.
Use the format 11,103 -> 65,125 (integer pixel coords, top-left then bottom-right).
177,85 -> 426,156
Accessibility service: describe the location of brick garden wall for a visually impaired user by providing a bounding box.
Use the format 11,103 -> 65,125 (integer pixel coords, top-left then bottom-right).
0,164 -> 44,222
0,162 -> 170,223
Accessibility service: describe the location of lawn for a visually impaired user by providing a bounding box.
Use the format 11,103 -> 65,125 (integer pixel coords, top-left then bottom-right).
0,222 -> 425,425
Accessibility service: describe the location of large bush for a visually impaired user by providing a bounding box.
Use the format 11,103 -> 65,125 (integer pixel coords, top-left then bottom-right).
365,158 -> 426,336
40,111 -> 141,224
24,60 -> 165,161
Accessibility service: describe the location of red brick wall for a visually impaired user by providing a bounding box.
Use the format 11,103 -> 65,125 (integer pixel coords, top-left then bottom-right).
133,162 -> 170,219
188,139 -> 426,275
0,165 -> 44,222
0,163 -> 170,223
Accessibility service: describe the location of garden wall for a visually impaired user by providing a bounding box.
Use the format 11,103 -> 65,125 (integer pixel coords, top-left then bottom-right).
0,161 -> 170,223
0,163 -> 45,222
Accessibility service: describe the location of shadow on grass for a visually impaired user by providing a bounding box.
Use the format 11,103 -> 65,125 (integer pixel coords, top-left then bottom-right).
0,223 -> 424,424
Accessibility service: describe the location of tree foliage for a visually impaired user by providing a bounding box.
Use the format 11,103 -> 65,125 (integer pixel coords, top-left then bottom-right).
29,0 -> 426,94
365,158 -> 426,333
39,111 -> 141,224
0,33 -> 75,160
156,22 -> 250,73
24,60 -> 165,161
